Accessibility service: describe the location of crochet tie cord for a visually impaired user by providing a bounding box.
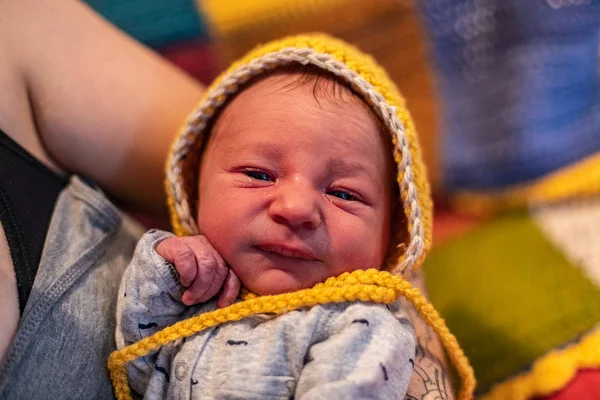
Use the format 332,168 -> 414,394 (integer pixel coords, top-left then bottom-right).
109,34 -> 475,398
108,269 -> 475,400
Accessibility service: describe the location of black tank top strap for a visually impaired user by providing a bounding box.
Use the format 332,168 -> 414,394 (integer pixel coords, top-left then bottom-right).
0,129 -> 68,314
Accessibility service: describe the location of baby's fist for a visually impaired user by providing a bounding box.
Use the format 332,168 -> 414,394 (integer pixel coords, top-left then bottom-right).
155,236 -> 240,307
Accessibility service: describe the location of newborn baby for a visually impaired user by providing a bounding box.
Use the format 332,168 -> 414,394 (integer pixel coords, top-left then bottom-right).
116,34 -> 437,399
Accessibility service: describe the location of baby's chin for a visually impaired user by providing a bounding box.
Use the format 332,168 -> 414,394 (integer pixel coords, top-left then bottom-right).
240,268 -> 319,296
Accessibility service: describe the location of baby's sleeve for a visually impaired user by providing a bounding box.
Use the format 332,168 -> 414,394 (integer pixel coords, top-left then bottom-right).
115,229 -> 186,394
295,303 -> 416,400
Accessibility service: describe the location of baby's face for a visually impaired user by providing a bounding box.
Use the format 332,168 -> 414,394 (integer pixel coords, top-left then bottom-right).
196,71 -> 394,295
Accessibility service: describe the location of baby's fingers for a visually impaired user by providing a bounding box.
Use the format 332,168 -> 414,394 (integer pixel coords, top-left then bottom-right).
217,269 -> 241,308
156,238 -> 197,287
180,236 -> 229,305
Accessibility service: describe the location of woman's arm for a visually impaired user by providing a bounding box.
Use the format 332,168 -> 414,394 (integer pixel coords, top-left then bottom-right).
0,0 -> 205,216
398,269 -> 456,399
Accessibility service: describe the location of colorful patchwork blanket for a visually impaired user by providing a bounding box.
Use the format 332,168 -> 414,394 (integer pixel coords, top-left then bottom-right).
426,193 -> 600,399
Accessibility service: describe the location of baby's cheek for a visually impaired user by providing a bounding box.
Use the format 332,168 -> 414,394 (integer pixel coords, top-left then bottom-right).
330,223 -> 384,272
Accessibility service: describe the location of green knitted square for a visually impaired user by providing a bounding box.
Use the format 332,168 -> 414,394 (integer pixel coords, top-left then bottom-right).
424,210 -> 600,394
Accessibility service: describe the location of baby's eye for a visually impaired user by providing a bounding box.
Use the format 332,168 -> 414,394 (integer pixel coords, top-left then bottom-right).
245,170 -> 273,181
328,190 -> 357,201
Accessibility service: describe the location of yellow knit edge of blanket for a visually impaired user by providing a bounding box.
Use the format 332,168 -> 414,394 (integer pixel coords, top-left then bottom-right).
451,152 -> 600,216
108,269 -> 475,400
201,0 -> 388,36
482,326 -> 600,400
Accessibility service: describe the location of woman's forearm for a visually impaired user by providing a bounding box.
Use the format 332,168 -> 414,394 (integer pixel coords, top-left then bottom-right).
1,0 -> 205,216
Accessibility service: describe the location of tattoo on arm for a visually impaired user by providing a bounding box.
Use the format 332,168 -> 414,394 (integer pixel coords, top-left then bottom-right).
401,270 -> 455,400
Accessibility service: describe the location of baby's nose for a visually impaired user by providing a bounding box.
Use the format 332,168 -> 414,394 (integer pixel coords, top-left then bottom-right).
268,179 -> 321,230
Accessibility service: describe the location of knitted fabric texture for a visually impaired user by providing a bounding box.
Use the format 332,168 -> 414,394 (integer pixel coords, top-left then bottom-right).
165,33 -> 432,275
109,269 -> 475,400
452,152 -> 600,216
417,0 -> 600,191
415,0 -> 600,216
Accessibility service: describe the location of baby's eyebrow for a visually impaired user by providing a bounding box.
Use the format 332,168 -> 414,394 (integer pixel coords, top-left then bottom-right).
327,159 -> 382,187
327,159 -> 367,174
222,141 -> 284,160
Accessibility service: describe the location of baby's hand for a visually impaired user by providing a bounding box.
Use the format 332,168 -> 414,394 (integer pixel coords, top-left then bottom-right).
156,236 -> 241,308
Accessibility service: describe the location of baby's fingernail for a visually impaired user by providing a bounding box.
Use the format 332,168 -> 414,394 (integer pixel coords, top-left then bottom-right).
182,293 -> 193,306
217,300 -> 228,308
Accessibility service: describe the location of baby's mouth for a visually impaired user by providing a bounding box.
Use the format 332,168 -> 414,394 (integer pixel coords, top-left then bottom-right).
255,243 -> 321,262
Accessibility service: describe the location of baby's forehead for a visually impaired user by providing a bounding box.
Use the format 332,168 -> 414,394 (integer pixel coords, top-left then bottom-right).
251,68 -> 371,108
213,67 -> 384,138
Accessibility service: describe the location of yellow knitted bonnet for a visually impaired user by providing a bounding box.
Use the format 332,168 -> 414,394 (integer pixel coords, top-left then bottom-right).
109,34 -> 475,400
166,33 -> 432,276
